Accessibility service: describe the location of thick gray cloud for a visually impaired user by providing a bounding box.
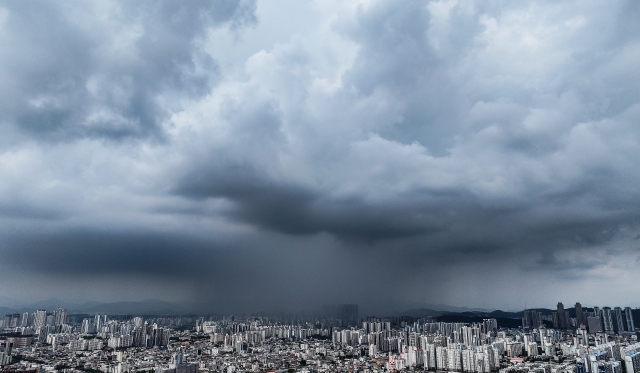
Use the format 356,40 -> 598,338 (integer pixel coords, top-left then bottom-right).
0,0 -> 256,140
1,0 -> 640,312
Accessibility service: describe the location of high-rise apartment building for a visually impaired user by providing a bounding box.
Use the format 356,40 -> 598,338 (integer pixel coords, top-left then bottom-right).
54,308 -> 67,327
614,307 -> 625,333
625,307 -> 636,332
602,307 -> 615,334
576,303 -> 587,328
33,310 -> 47,329
588,316 -> 603,333
95,314 -> 107,333
20,312 -> 29,327
556,302 -> 570,329
522,310 -> 543,330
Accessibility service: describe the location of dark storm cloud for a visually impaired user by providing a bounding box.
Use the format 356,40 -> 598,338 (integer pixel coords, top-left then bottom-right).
0,225 -> 408,313
167,0 -> 640,289
1,229 -> 215,277
179,177 -> 444,240
2,0 -> 640,310
0,0 -> 256,140
172,141 -> 640,272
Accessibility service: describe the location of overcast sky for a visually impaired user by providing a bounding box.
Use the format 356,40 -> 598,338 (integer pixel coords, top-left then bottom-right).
1,0 -> 640,314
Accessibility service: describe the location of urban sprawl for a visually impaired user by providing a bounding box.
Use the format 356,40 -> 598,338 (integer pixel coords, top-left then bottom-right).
0,303 -> 639,373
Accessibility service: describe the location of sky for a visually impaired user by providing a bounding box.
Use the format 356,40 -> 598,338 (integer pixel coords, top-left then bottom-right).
1,0 -> 640,314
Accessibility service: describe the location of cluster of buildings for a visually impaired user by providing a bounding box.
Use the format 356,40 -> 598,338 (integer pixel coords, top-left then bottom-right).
0,309 -> 181,357
523,303 -> 636,334
0,302 -> 638,373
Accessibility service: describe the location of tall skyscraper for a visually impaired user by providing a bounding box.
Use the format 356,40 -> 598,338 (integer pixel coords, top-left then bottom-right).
523,310 -> 542,329
614,307 -> 626,333
523,311 -> 531,329
602,307 -> 615,334
556,302 -> 570,329
54,308 -> 67,327
20,312 -> 29,327
81,319 -> 95,334
625,307 -> 636,332
576,303 -> 587,328
594,307 -> 601,316
33,310 -> 47,329
95,314 -> 107,333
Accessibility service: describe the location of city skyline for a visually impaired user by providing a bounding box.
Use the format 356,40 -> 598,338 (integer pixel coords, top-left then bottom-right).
2,0 -> 640,312
1,301 -> 640,373
2,299 -> 640,321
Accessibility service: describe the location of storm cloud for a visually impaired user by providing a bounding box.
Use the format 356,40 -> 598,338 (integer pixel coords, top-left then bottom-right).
0,0 -> 256,140
1,0 -> 640,313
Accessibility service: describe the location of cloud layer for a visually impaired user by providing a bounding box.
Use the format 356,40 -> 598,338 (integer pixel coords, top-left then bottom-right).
1,0 -> 640,312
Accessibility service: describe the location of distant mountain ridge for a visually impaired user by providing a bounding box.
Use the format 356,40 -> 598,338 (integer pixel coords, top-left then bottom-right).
0,299 -> 560,318
398,308 -> 524,318
398,307 -> 556,319
396,306 -> 563,329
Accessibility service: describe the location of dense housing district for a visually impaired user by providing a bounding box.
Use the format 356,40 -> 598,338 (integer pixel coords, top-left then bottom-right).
0,303 -> 639,373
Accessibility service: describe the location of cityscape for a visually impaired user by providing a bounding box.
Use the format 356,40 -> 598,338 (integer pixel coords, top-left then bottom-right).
0,302 -> 639,373
2,2 -> 640,373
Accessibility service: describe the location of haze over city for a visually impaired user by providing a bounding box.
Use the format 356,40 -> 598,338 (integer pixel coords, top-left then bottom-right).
1,0 -> 640,314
